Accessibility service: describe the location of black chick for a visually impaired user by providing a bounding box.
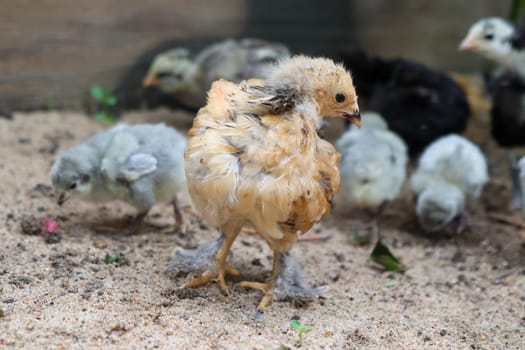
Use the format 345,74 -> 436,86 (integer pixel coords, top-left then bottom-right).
487,73 -> 525,208
339,52 -> 470,152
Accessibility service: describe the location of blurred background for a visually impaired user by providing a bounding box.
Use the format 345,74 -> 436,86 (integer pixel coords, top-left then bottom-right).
0,0 -> 508,113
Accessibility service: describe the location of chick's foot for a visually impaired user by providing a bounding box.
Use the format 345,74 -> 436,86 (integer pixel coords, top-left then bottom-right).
165,236 -> 240,293
240,251 -> 326,311
273,252 -> 328,300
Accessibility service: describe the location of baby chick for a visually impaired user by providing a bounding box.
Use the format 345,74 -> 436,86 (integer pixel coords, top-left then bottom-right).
51,123 -> 187,233
170,55 -> 360,311
340,51 -> 470,152
410,134 -> 489,232
460,19 -> 525,209
143,38 -> 290,110
335,111 -> 408,214
459,17 -> 525,81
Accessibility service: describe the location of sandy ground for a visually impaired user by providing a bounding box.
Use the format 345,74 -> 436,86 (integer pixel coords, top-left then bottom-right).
0,110 -> 524,350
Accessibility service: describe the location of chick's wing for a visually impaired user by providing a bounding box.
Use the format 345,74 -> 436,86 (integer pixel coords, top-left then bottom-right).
101,131 -> 139,181
118,153 -> 158,182
186,79 -> 339,239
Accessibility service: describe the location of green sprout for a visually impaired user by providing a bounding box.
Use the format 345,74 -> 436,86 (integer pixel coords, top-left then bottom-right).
289,320 -> 312,343
45,98 -> 55,111
90,86 -> 117,106
90,85 -> 117,123
94,111 -> 117,123
104,252 -> 125,264
370,239 -> 405,273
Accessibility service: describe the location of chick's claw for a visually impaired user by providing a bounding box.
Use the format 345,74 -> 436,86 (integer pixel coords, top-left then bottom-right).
165,236 -> 239,293
186,264 -> 240,294
239,280 -> 275,311
241,252 -> 326,311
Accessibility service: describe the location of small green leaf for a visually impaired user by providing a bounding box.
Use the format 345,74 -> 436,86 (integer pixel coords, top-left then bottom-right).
384,280 -> 397,288
90,85 -> 117,106
289,320 -> 301,330
103,95 -> 117,106
302,327 -> 313,333
45,98 -> 55,110
90,86 -> 105,101
95,111 -> 117,123
370,239 -> 405,273
105,252 -> 124,264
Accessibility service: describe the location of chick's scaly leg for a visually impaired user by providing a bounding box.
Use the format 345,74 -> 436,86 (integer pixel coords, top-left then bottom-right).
241,251 -> 327,311
185,224 -> 241,294
213,227 -> 241,293
171,196 -> 185,233
240,250 -> 281,311
166,235 -> 240,291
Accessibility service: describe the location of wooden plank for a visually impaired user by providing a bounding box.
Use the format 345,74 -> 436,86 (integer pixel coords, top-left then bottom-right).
0,0 -> 510,111
0,0 -> 247,111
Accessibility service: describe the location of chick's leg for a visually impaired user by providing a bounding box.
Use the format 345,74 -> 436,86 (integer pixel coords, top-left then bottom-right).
240,250 -> 282,310
240,251 -> 327,311
509,151 -> 523,210
126,179 -> 155,234
171,195 -> 185,233
180,223 -> 241,294
213,225 -> 242,293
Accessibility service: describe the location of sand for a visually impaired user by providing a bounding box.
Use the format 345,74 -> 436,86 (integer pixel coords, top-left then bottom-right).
0,110 -> 524,350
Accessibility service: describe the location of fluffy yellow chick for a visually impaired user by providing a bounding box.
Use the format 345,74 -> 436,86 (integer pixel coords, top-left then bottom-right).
183,55 -> 360,310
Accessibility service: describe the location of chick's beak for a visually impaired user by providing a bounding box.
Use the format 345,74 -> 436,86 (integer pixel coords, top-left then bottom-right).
142,74 -> 159,88
57,192 -> 69,206
459,37 -> 479,51
342,111 -> 361,128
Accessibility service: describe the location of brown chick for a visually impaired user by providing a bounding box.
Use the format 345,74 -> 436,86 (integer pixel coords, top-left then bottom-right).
177,56 -> 360,311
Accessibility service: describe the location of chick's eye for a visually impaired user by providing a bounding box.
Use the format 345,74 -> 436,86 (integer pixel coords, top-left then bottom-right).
335,93 -> 346,103
159,72 -> 184,80
484,33 -> 494,41
69,182 -> 77,190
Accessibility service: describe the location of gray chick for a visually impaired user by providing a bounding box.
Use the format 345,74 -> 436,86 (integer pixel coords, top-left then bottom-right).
410,134 -> 488,232
335,111 -> 408,224
50,123 -> 187,234
142,38 -> 290,109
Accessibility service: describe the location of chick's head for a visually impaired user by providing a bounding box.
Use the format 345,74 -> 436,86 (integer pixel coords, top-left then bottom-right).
267,56 -> 361,126
459,17 -> 514,59
143,48 -> 198,93
50,154 -> 95,205
416,183 -> 465,232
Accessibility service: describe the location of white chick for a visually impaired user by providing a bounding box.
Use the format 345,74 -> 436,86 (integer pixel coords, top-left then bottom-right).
460,17 -> 525,209
459,17 -> 525,80
336,111 -> 408,211
143,38 -> 290,109
410,134 -> 489,232
50,123 -> 187,233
